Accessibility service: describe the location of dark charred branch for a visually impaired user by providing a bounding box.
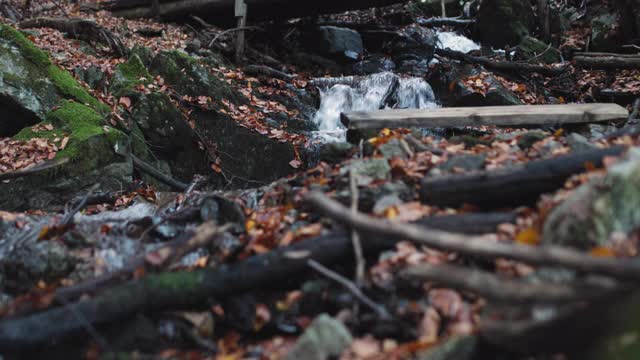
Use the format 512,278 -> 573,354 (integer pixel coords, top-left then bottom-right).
574,55 -> 640,70
131,154 -> 189,191
435,48 -> 568,76
420,146 -> 627,209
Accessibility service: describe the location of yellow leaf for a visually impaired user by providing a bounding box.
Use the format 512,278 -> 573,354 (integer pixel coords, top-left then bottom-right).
384,206 -> 398,219
381,128 -> 391,136
515,228 -> 540,246
245,219 -> 257,232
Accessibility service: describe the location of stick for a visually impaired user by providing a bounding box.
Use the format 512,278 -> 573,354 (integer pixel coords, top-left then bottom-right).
435,48 -> 568,76
304,192 -> 640,281
308,259 -> 391,319
131,154 -> 188,191
349,168 -> 366,287
402,263 -> 618,303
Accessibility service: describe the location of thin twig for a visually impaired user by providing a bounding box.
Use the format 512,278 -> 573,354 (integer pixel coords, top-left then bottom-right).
349,168 -> 366,288
61,183 -> 100,226
208,26 -> 261,48
308,259 -> 391,320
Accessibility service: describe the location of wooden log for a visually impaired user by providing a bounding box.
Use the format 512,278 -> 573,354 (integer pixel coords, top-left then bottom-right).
419,146 -> 627,209
574,52 -> 640,58
341,103 -> 629,130
575,55 -> 640,70
435,48 -> 567,76
102,0 -> 407,21
417,17 -> 475,27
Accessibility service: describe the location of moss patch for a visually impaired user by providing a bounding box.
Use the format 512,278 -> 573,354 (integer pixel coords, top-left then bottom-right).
0,24 -> 51,68
110,54 -> 152,97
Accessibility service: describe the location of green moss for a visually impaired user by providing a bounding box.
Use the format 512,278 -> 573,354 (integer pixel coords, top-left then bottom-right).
0,24 -> 51,68
111,54 -> 151,97
48,66 -> 109,114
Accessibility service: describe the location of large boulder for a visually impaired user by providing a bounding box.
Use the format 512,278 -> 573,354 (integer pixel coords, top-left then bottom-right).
314,26 -> 364,61
0,25 -> 132,210
543,147 -> 640,249
475,0 -> 535,47
590,12 -> 625,52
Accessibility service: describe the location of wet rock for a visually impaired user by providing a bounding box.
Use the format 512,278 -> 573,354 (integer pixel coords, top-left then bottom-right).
475,0 -> 534,47
267,84 -> 319,132
285,314 -> 353,360
149,50 -> 238,101
185,38 -> 201,54
373,194 -> 403,215
130,45 -> 153,67
314,26 -> 364,61
543,147 -> 640,249
319,142 -> 354,163
195,111 -> 298,188
567,133 -> 598,153
415,335 -> 476,360
517,131 -> 547,150
3,240 -> 75,289
391,26 -> 436,74
352,54 -> 396,75
437,154 -> 486,173
591,13 -> 623,52
517,36 -> 561,64
429,64 -> 521,107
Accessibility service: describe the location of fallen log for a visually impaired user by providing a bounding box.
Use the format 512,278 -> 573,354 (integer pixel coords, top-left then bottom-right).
243,64 -> 294,81
417,17 -> 475,27
574,55 -> 640,70
419,146 -> 627,209
340,103 -> 629,130
574,52 -> 640,58
435,48 -> 567,76
102,0 -> 407,22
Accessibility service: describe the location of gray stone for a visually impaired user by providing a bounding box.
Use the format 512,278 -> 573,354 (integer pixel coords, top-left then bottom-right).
373,194 -> 403,214
352,55 -> 396,75
74,65 -> 105,90
567,133 -> 597,154
2,240 -> 75,287
316,26 -> 364,61
285,314 -> 352,360
438,154 -> 486,173
341,158 -> 391,186
319,142 -> 354,164
379,138 -> 409,159
543,147 -> 640,249
110,54 -> 151,97
517,131 -> 547,150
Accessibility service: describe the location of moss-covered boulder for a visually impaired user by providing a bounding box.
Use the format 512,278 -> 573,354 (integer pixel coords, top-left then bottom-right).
0,24 -> 108,137
0,25 -> 134,210
149,50 -> 237,102
475,0 -> 534,47
517,36 -> 561,64
110,54 -> 151,97
591,13 -> 624,52
543,147 -> 640,249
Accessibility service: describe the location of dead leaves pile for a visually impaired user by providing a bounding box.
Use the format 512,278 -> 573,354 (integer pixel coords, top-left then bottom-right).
0,137 -> 61,174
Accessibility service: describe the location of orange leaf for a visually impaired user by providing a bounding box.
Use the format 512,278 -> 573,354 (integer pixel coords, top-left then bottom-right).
590,246 -> 615,257
515,228 -> 540,246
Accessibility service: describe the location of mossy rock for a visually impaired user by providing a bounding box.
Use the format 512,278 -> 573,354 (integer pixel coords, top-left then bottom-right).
149,50 -> 237,102
475,0 -> 534,47
0,24 -> 109,137
517,36 -> 561,64
110,54 -> 152,97
591,13 -> 623,52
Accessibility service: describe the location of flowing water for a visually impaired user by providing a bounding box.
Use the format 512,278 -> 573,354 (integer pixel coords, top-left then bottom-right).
310,32 -> 478,143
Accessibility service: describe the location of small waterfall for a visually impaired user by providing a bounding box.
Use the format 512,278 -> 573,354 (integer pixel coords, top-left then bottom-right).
436,31 -> 481,53
311,72 -> 438,142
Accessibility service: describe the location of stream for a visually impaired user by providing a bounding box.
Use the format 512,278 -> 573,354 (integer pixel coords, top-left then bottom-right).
310,31 -> 480,142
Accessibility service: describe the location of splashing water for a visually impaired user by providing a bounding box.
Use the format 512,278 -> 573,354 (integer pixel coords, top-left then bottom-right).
436,31 -> 481,53
311,72 -> 438,142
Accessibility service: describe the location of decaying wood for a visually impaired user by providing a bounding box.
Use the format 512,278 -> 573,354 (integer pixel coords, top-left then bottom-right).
402,263 -> 618,304
420,146 -> 626,209
131,154 -> 189,191
341,103 -> 629,130
304,191 -> 640,281
435,48 -> 568,76
18,17 -> 126,57
575,54 -> 640,70
243,64 -> 294,81
417,17 -> 475,27
102,0 -> 408,21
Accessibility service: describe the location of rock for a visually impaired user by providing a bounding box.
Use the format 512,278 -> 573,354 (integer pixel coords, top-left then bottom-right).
130,45 -> 153,67
373,193 -> 403,215
517,36 -> 561,64
379,138 -> 409,159
194,111 -> 298,188
267,84 -> 319,132
149,50 -> 237,101
2,240 -> 75,289
429,64 -> 521,107
543,147 -> 640,249
517,131 -> 547,150
341,158 -> 391,186
74,64 -> 105,90
567,133 -> 598,153
285,314 -> 353,360
352,54 -> 396,75
415,335 -> 476,360
438,154 -> 486,173
0,24 -> 108,136
185,38 -> 202,54
591,13 -> 623,52
391,26 -> 436,75
110,54 -> 151,97
319,142 -> 354,163
475,0 -> 534,47
314,26 -> 364,61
